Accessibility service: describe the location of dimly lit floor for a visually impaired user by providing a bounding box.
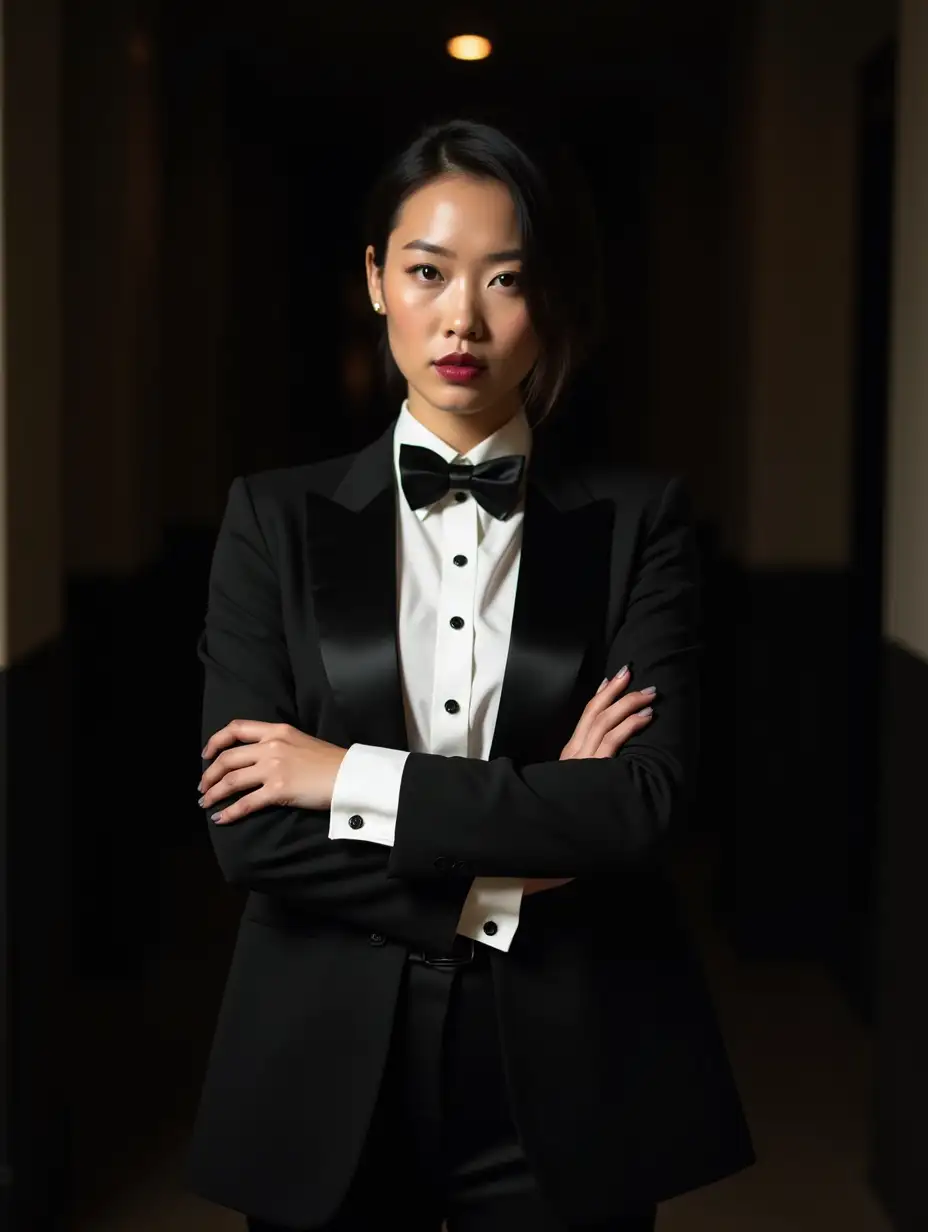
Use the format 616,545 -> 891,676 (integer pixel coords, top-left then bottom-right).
70,833 -> 893,1232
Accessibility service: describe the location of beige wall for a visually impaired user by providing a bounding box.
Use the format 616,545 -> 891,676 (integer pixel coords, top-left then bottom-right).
883,0 -> 928,663
740,0 -> 896,568
646,0 -> 895,565
0,0 -> 63,668
1,0 -> 166,666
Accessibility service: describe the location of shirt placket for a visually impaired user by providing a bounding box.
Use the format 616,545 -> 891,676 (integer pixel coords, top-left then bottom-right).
428,488 -> 478,758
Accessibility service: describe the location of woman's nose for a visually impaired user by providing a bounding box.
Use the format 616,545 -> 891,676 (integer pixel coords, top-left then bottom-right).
442,284 -> 484,339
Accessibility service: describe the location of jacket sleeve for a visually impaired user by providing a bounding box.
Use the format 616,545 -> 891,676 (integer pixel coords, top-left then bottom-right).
329,742 -> 525,951
387,476 -> 701,881
198,475 -> 471,953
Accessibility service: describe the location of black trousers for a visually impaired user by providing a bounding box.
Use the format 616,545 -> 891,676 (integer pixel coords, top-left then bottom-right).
248,948 -> 657,1232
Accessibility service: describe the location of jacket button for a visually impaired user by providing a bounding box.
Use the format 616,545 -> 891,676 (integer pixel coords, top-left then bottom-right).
483,920 -> 499,937
450,616 -> 465,630
453,554 -> 468,567
434,856 -> 454,873
444,699 -> 460,714
369,932 -> 386,946
453,859 -> 472,875
348,815 -> 364,830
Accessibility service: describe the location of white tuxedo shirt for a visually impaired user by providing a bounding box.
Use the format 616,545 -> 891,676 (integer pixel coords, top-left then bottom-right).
328,400 -> 532,952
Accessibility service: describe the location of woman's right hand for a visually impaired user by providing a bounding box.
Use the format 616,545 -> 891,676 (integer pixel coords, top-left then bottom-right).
522,668 -> 656,898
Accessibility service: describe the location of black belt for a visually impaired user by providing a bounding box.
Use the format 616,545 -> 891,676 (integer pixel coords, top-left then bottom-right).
407,934 -> 489,970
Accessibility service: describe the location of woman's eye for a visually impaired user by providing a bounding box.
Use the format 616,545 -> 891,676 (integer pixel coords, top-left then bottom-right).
410,264 -> 442,282
406,265 -> 520,289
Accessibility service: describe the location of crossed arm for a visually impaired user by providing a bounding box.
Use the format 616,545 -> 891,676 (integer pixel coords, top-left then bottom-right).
198,474 -> 700,952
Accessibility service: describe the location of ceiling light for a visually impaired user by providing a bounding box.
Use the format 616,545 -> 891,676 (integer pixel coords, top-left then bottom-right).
447,34 -> 492,62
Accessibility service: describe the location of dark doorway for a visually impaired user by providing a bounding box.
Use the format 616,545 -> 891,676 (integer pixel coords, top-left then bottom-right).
840,41 -> 897,1021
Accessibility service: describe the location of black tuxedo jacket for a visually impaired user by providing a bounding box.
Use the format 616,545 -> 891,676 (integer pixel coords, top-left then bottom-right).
185,415 -> 755,1227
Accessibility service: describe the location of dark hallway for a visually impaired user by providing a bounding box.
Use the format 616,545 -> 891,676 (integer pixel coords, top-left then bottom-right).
2,1 -> 925,1230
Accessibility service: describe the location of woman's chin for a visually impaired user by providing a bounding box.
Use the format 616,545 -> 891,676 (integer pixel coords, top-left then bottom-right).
427,373 -> 520,414
421,381 -> 492,415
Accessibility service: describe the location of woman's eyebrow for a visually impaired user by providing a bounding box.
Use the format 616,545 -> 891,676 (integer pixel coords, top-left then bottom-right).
401,239 -> 523,262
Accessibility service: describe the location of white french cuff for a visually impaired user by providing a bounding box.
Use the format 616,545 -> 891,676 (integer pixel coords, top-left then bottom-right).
328,743 -> 410,847
456,878 -> 524,953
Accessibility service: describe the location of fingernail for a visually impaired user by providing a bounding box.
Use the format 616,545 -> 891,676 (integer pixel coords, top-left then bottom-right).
641,685 -> 657,696
198,797 -> 206,808
613,665 -> 629,680
596,677 -> 609,693
637,706 -> 653,717
211,812 -> 223,823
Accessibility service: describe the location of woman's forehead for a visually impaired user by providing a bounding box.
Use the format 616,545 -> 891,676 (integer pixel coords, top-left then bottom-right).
392,175 -> 520,251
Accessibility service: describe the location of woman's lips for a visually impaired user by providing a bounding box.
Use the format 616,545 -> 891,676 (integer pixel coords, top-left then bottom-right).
433,357 -> 486,384
434,364 -> 485,383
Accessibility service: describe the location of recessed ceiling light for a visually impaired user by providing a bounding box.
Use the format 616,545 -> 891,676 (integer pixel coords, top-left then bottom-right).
447,34 -> 492,62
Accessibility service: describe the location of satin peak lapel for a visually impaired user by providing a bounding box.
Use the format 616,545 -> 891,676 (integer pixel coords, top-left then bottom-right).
488,432 -> 612,762
305,420 -> 408,752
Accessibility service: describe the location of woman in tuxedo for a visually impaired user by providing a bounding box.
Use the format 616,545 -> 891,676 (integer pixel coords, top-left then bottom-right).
187,117 -> 755,1231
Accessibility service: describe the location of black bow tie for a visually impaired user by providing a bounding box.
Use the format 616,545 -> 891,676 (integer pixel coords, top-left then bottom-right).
398,443 -> 526,521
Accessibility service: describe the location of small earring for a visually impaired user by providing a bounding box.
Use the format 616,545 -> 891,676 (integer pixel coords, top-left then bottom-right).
373,301 -> 383,314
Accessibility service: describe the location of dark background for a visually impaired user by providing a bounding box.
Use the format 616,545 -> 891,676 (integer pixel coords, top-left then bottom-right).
2,1 -> 922,1229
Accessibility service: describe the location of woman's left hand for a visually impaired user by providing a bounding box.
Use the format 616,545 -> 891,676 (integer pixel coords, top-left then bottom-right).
198,720 -> 348,823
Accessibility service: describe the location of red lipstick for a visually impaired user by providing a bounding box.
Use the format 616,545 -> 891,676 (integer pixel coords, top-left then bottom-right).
433,353 -> 486,384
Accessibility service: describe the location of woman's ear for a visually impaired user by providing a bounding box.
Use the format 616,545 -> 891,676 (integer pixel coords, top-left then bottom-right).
365,244 -> 385,314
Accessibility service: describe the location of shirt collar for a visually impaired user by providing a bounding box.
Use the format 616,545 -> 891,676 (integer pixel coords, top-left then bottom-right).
393,399 -> 533,521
